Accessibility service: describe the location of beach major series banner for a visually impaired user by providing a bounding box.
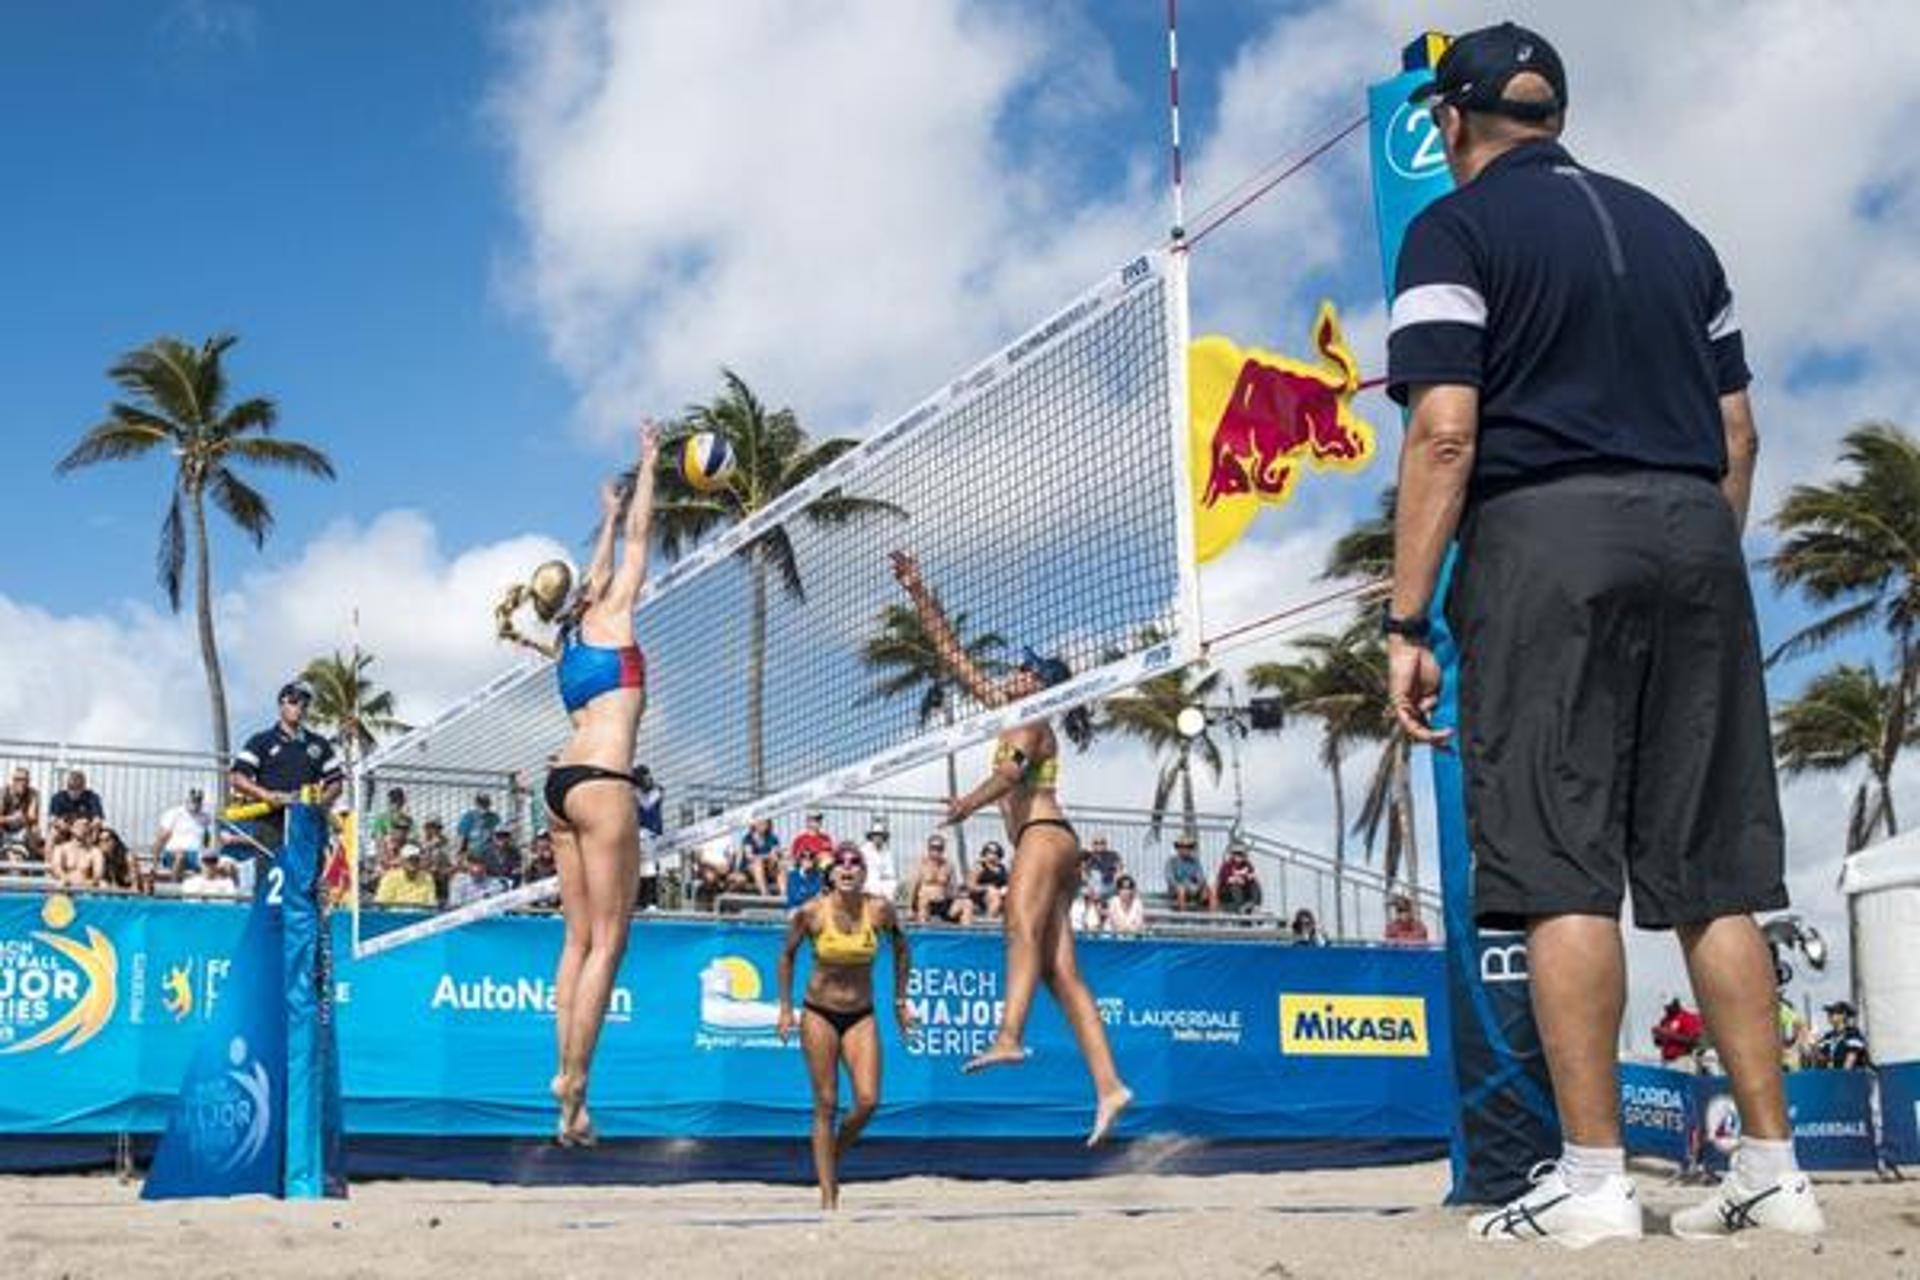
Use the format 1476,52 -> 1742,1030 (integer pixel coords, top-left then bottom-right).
0,899 -> 1455,1145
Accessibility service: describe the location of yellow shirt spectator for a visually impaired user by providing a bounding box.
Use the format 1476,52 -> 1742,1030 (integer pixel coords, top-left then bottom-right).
375,851 -> 438,909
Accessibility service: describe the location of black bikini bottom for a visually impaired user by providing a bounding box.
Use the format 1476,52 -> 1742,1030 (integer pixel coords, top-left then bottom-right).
803,1001 -> 874,1036
544,765 -> 637,824
1014,817 -> 1078,847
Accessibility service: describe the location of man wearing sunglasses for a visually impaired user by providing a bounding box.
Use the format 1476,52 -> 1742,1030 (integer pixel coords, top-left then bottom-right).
231,679 -> 343,845
1385,21 -> 1819,1247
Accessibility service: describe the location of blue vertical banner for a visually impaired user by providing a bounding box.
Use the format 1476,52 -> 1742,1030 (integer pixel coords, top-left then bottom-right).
142,806 -> 345,1200
1368,35 -> 1560,1205
1879,1061 -> 1920,1166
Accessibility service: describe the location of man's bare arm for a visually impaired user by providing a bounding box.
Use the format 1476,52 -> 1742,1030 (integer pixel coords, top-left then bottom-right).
1719,389 -> 1758,533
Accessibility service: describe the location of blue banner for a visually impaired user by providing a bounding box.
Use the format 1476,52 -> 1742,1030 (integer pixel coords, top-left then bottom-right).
1880,1061 -> 1920,1166
1617,1062 -> 1697,1165
1696,1070 -> 1880,1173
1369,45 -> 1560,1206
1,894 -> 1456,1143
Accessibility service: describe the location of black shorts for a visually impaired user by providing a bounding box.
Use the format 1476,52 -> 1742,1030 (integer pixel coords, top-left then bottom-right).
1449,468 -> 1787,931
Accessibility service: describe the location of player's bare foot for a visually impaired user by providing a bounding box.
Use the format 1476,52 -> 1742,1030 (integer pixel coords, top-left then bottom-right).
1087,1085 -> 1133,1147
961,1041 -> 1031,1074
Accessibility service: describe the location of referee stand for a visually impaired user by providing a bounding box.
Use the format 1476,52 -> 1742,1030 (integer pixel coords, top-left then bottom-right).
142,796 -> 346,1200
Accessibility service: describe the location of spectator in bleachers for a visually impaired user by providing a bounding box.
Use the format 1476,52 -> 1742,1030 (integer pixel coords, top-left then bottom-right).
180,848 -> 241,899
1084,834 -> 1122,901
370,787 -> 415,846
789,809 -> 834,868
1165,832 -> 1213,912
375,844 -> 438,909
448,850 -> 493,907
1215,842 -> 1263,915
635,766 -> 665,909
96,826 -> 135,891
967,840 -> 1010,920
484,827 -> 523,886
1383,894 -> 1430,943
1069,879 -> 1106,932
693,809 -> 749,906
48,816 -> 104,889
1106,875 -> 1146,935
151,787 -> 212,883
908,833 -> 974,924
1653,997 -> 1706,1068
526,830 -> 558,884
456,792 -> 501,860
1814,1002 -> 1871,1070
859,817 -> 899,904
1,766 -> 44,859
1290,908 -> 1327,946
418,817 -> 454,901
47,769 -> 104,843
365,834 -> 403,905
742,816 -> 782,897
782,813 -> 833,913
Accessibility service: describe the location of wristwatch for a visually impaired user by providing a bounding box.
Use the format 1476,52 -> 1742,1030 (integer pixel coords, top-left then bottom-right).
1381,611 -> 1431,642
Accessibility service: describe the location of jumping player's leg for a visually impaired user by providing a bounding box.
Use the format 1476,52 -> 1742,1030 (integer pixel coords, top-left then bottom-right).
557,779 -> 641,1142
1042,900 -> 1132,1144
835,1015 -> 881,1166
800,1011 -> 844,1210
549,817 -> 591,1138
964,832 -> 1074,1072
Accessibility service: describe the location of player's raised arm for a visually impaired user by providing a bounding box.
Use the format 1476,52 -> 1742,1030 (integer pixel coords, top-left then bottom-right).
599,424 -> 659,615
888,550 -> 1003,707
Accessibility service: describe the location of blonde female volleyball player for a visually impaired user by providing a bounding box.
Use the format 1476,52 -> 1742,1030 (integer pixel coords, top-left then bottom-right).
888,551 -> 1132,1145
776,843 -> 914,1210
542,424 -> 658,1146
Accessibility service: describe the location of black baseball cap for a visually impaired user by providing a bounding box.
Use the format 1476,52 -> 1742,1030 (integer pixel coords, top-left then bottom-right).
1408,22 -> 1566,121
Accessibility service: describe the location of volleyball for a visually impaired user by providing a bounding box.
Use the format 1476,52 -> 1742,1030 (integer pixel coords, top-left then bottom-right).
682,431 -> 737,493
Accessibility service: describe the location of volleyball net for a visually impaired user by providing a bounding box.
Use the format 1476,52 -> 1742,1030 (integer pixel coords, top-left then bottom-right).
350,248 -> 1197,956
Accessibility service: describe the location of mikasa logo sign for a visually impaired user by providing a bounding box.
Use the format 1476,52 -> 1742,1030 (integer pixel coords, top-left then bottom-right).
1278,994 -> 1430,1057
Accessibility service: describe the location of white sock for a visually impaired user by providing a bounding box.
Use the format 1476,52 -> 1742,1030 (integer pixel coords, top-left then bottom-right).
1732,1136 -> 1797,1187
1559,1143 -> 1625,1195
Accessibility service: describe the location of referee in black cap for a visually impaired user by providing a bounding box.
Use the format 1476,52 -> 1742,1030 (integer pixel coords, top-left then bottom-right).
230,679 -> 344,847
1384,22 -> 1824,1244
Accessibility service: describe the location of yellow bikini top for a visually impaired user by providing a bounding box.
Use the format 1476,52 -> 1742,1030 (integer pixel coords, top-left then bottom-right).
994,737 -> 1060,789
814,898 -> 879,967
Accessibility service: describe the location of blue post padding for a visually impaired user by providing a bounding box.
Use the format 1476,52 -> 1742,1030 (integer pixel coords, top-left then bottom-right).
1879,1061 -> 1920,1166
280,805 -> 346,1198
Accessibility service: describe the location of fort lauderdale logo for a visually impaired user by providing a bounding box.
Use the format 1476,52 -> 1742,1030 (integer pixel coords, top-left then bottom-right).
0,894 -> 118,1055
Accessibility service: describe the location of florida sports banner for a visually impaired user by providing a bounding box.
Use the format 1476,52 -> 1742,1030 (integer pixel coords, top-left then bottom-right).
1368,33 -> 1561,1205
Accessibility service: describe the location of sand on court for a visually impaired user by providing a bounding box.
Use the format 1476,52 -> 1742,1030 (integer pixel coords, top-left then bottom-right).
2,1159 -> 1916,1280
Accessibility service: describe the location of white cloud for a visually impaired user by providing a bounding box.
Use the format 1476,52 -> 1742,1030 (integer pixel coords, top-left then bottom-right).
0,512 -> 566,756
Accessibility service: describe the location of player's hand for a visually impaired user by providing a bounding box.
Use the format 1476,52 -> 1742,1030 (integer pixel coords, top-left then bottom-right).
942,795 -> 969,825
888,550 -> 924,594
637,420 -> 661,468
599,477 -> 622,516
776,1006 -> 796,1043
1388,635 -> 1451,746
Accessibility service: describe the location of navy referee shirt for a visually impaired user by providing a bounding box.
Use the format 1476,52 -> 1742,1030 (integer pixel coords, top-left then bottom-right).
233,725 -> 342,839
1386,140 -> 1749,492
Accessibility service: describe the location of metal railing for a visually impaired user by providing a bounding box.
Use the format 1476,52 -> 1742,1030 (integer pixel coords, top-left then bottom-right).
3,736 -> 1442,943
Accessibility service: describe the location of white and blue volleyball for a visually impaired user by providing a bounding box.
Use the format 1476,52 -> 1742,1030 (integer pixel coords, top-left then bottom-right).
681,432 -> 738,493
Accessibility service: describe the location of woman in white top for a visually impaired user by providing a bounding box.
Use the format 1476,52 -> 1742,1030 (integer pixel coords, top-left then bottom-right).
1105,876 -> 1146,935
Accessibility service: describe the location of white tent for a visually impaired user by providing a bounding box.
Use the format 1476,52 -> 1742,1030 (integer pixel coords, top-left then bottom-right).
1840,829 -> 1920,1064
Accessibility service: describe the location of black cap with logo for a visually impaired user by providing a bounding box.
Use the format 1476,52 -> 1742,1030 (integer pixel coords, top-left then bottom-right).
1408,22 -> 1566,121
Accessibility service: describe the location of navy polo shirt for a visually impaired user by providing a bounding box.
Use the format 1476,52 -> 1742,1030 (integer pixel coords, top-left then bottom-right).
233,726 -> 342,795
1387,140 -> 1749,491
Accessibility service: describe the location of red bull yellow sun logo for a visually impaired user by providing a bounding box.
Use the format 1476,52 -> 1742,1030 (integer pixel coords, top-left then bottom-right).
1189,302 -> 1377,562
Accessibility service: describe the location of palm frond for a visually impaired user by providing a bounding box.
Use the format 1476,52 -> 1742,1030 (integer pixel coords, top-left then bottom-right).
207,467 -> 273,545
223,435 -> 336,479
55,420 -> 170,473
157,491 -> 186,611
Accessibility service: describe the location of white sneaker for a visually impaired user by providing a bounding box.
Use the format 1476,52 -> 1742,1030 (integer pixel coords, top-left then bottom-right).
1467,1162 -> 1644,1248
1671,1172 -> 1826,1240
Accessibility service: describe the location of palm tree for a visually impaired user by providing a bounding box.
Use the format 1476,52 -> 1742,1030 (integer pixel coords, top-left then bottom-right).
1322,485 -> 1396,584
860,602 -> 1008,870
56,334 -> 335,767
1774,663 -> 1914,854
1099,652 -> 1226,839
302,651 -> 409,773
646,370 -> 902,793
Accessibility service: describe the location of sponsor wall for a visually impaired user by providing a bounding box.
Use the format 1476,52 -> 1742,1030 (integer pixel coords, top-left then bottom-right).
0,896 -> 1455,1141
1620,1061 -> 1897,1172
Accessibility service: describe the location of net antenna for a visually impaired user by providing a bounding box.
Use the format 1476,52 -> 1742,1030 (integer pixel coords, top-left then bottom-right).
1167,0 -> 1187,245
352,246 -> 1200,957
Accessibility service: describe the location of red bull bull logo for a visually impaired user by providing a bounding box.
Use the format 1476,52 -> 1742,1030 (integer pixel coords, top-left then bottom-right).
1188,302 -> 1378,562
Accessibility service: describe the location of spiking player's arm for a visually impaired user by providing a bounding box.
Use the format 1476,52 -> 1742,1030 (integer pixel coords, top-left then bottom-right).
579,483 -> 622,607
598,424 -> 659,615
888,550 -> 1003,707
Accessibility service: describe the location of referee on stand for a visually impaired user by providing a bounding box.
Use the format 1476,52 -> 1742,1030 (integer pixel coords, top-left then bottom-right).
1384,23 -> 1823,1245
230,679 -> 344,850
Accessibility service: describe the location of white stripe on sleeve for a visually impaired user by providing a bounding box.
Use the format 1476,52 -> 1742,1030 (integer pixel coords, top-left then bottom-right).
1389,283 -> 1488,335
1707,299 -> 1739,341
